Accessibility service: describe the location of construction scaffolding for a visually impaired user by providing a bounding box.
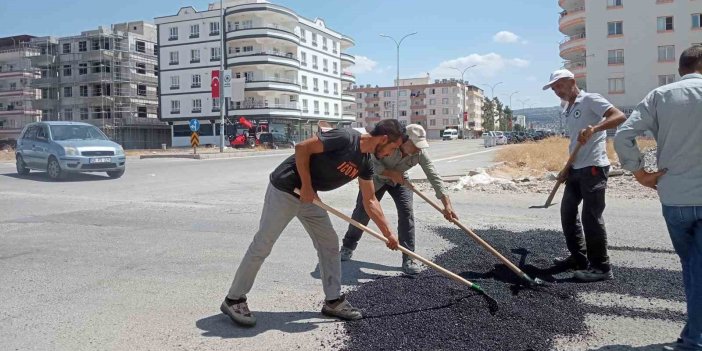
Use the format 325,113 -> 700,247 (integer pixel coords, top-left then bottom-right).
29,22 -> 170,149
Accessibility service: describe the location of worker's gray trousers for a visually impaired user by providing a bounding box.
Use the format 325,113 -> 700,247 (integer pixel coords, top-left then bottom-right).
227,183 -> 341,301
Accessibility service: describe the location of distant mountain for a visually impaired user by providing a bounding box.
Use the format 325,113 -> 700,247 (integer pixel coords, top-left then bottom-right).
513,106 -> 564,131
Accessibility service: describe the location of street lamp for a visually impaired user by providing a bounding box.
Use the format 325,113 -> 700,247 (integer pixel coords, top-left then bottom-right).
380,32 -> 417,122
449,64 -> 477,138
481,82 -> 503,99
501,91 -> 518,131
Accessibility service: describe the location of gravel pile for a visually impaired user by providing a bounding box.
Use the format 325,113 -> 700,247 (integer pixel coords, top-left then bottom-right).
338,226 -> 684,351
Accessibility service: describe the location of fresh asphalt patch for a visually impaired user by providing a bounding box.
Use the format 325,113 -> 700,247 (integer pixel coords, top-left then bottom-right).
334,227 -> 685,351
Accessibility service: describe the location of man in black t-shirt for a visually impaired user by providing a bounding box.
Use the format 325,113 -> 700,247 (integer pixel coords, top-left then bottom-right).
220,119 -> 405,327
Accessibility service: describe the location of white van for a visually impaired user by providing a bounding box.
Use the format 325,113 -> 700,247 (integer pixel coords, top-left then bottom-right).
442,128 -> 458,141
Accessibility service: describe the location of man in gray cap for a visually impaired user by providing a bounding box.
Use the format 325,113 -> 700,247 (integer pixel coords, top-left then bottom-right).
543,69 -> 626,282
339,123 -> 458,275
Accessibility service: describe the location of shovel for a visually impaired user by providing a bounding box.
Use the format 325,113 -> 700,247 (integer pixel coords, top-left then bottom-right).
530,143 -> 582,209
405,181 -> 544,287
294,189 -> 499,314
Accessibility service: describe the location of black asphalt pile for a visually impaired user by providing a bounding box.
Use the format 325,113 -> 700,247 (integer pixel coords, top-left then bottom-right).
339,227 -> 685,351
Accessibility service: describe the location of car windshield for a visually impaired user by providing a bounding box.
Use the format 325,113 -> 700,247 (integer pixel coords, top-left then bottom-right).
50,125 -> 108,141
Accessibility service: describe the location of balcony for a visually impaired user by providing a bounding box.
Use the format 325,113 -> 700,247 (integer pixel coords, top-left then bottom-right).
365,106 -> 380,112
340,35 -> 355,50
0,88 -> 36,99
341,71 -> 356,84
227,51 -> 300,69
564,60 -> 586,78
411,104 -> 427,109
226,25 -> 300,45
341,92 -> 356,103
0,108 -> 41,117
244,76 -> 300,92
559,6 -> 586,35
29,55 -> 57,67
0,69 -> 40,79
229,101 -> 301,118
364,96 -> 379,103
559,32 -> 586,52
340,52 -> 355,67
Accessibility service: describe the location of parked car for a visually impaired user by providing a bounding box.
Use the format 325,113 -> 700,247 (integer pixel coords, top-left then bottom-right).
442,128 -> 459,141
15,121 -> 126,180
258,132 -> 295,149
513,131 -> 527,143
534,130 -> 547,141
494,131 -> 508,145
503,131 -> 515,144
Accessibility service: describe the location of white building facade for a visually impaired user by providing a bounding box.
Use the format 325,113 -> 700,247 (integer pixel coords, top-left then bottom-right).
559,0 -> 702,113
155,0 -> 356,147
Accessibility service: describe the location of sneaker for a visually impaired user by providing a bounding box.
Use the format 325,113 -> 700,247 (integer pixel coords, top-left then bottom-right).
573,268 -> 613,282
220,297 -> 257,327
552,256 -> 587,271
340,247 -> 354,261
402,258 -> 421,275
321,295 -> 363,321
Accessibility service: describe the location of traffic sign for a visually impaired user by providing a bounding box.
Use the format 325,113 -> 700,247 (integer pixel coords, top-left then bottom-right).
189,119 -> 200,132
223,70 -> 232,97
190,132 -> 200,148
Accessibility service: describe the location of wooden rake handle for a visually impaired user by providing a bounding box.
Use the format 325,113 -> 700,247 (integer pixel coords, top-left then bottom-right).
544,142 -> 582,207
405,181 -> 529,281
293,189 -> 480,291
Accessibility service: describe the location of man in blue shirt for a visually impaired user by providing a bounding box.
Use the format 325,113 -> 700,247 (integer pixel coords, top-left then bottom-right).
615,45 -> 702,351
542,69 -> 626,282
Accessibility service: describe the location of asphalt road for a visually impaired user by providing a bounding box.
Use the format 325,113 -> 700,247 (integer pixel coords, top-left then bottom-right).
0,139 -> 683,350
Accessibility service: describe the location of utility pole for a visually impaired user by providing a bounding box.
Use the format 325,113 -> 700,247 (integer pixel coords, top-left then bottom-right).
219,0 -> 226,152
380,32 -> 417,123
449,64 -> 477,138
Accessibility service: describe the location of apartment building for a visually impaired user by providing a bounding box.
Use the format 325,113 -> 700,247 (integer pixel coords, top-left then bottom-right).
0,36 -> 41,142
155,0 -> 356,147
348,76 -> 484,139
559,0 -> 702,113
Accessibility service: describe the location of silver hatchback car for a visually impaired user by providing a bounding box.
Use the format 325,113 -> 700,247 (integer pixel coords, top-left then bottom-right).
15,121 -> 126,180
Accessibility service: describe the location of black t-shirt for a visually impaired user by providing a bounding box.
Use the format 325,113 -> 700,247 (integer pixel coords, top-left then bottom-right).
270,128 -> 373,195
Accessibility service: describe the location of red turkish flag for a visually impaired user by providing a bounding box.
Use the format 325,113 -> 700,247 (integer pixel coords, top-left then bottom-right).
211,70 -> 220,99
463,112 -> 469,122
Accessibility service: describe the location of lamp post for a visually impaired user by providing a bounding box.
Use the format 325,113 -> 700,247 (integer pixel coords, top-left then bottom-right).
449,64 -> 477,138
380,32 -> 417,123
481,82 -> 503,99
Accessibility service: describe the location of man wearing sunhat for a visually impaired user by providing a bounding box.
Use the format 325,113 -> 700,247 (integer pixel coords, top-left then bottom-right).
339,123 -> 458,275
543,69 -> 626,282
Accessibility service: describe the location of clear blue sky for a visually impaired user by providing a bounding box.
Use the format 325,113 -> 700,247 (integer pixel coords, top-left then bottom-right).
0,0 -> 563,108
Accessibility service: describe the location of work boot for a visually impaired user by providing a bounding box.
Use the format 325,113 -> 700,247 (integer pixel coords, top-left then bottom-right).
340,247 -> 354,261
321,295 -> 363,321
402,258 -> 421,275
220,297 -> 256,327
573,268 -> 613,282
552,255 -> 587,271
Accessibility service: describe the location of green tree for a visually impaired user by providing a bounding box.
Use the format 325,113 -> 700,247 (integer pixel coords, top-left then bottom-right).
493,98 -> 504,131
502,106 -> 513,131
481,97 -> 495,132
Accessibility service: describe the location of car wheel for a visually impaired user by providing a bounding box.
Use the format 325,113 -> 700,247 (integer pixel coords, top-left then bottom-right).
47,156 -> 65,181
16,155 -> 30,175
107,169 -> 125,179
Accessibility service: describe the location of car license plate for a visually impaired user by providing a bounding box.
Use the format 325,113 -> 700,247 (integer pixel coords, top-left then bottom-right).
90,157 -> 111,164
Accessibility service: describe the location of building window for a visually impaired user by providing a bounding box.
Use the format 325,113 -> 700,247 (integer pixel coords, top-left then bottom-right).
430,109 -> 436,115
399,90 -> 407,97
312,33 -> 318,46
384,111 -> 391,117
399,100 -> 407,107
324,102 -> 330,115
301,52 -> 307,66
657,16 -> 674,32
313,78 -> 319,91
301,75 -> 308,89
170,76 -> 180,89
607,0 -> 622,7
136,41 -> 146,53
314,101 -> 320,114
171,100 -> 180,114
333,82 -> 338,95
442,118 -> 449,125
191,49 -> 200,63
383,91 -> 391,97
79,85 -> 88,97
441,98 -> 449,104
190,24 -> 200,38
333,62 -> 338,74
322,37 -> 328,50
302,99 -> 309,113
442,108 -> 449,114
78,63 -> 87,75
658,74 -> 676,86
62,43 -> 70,54
136,63 -> 146,74
323,81 -> 329,93
312,55 -> 318,69
300,28 -> 307,42
169,27 -> 178,40
334,103 -> 339,116
429,119 -> 436,126
169,52 -> 179,65
64,108 -> 73,121
192,74 -> 201,88
138,106 -> 147,118
80,108 -> 89,120
210,21 -> 220,36
608,78 -> 625,93
693,14 -> 702,29
63,65 -> 71,76
212,98 -> 220,112
137,84 -> 146,96
192,99 -> 202,113
332,41 -> 337,53
608,49 -> 624,64
63,86 -> 72,98
211,47 -> 221,61
79,41 -> 87,52
400,111 -> 408,116
608,21 -> 623,36
658,45 -> 675,62
323,58 -> 328,72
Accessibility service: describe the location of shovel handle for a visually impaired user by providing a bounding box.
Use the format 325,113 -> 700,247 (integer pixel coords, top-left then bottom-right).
405,181 -> 528,281
545,143 -> 582,207
294,189 -> 479,291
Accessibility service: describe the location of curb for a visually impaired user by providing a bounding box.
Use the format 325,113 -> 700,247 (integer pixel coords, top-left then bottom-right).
139,154 -> 201,159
